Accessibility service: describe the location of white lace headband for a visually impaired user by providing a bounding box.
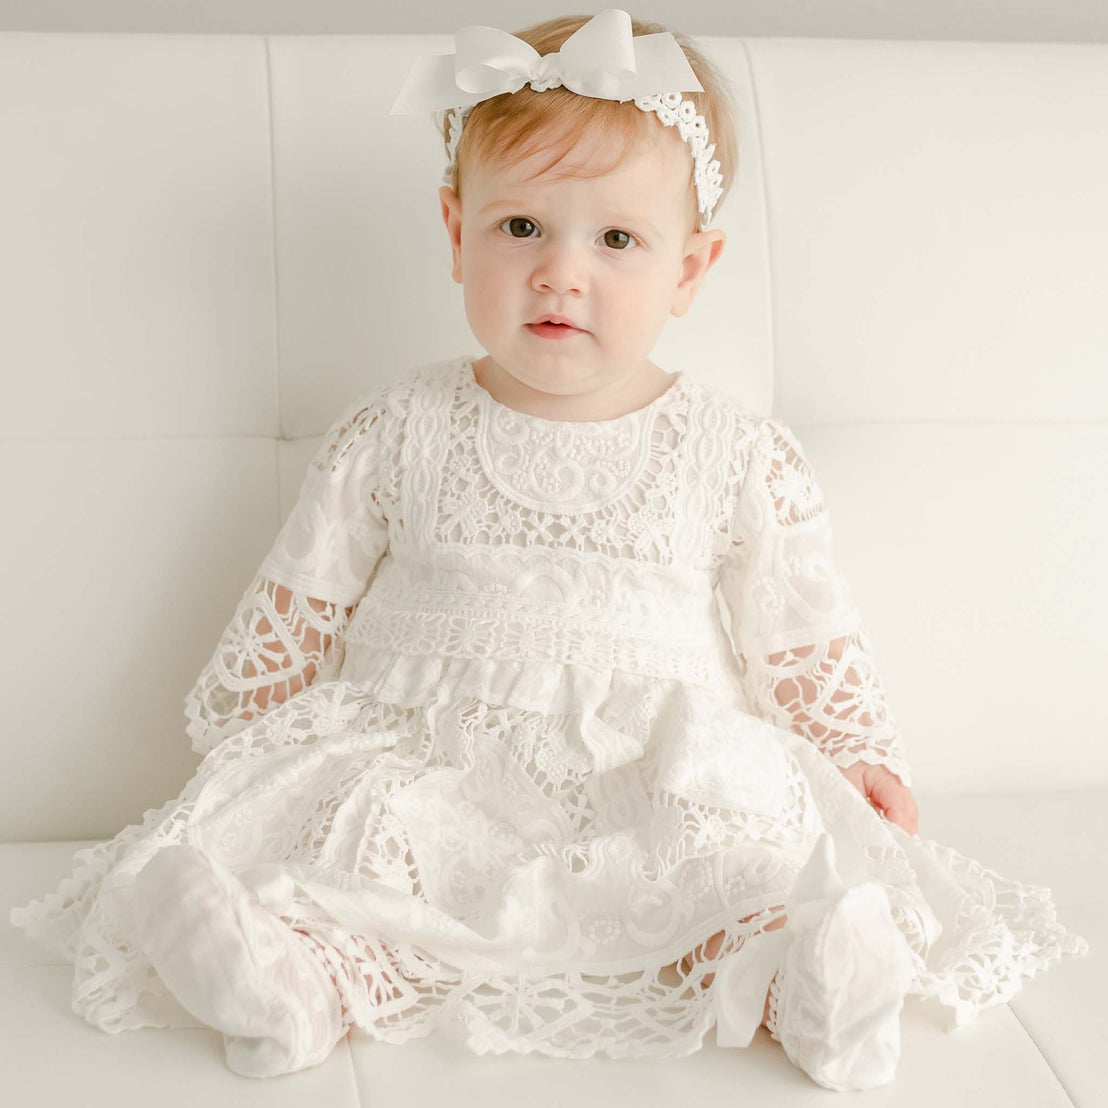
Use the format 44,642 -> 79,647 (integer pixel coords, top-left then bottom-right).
388,7 -> 724,232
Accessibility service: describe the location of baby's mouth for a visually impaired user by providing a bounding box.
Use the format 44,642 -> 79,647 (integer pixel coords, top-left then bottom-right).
527,322 -> 585,338
526,320 -> 587,337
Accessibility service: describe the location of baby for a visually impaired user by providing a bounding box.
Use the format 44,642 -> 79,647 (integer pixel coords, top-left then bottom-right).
15,6 -> 1084,1093
426,8 -> 922,1030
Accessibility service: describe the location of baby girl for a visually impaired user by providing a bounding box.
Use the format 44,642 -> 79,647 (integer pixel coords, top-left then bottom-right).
11,8 -> 1085,1092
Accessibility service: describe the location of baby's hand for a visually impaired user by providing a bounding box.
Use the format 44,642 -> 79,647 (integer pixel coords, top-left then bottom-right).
837,761 -> 920,836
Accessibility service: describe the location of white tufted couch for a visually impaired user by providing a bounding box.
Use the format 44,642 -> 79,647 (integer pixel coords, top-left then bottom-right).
2,28 -> 1105,1107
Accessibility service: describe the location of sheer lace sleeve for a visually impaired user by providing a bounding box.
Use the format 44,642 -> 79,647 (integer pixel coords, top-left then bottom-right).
718,416 -> 913,788
184,389 -> 392,756
183,576 -> 356,755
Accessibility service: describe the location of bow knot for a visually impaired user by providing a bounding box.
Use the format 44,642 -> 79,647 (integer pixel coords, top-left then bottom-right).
528,51 -> 565,93
238,862 -> 296,916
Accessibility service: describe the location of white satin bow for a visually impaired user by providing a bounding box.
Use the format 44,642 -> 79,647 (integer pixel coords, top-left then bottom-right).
389,8 -> 704,116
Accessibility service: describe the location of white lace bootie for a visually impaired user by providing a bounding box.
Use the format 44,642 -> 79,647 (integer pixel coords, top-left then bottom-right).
133,843 -> 347,1078
714,823 -> 916,1092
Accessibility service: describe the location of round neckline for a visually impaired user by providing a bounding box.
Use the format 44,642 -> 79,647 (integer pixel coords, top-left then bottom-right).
462,355 -> 684,428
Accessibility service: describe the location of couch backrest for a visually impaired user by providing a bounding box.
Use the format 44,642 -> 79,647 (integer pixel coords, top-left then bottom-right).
2,32 -> 1106,841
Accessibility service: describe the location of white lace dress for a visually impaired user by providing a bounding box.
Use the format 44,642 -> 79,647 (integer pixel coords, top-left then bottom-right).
10,354 -> 1088,1060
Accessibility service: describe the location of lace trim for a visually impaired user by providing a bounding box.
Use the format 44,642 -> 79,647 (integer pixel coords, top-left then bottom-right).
343,558 -> 733,688
902,836 -> 1092,1026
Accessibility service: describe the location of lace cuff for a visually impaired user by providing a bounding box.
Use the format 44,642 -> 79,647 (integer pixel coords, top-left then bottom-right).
738,629 -> 913,788
184,575 -> 356,756
719,417 -> 913,789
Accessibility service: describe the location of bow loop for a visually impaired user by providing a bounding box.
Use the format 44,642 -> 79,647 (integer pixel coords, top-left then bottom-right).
783,814 -> 874,930
555,7 -> 637,99
454,25 -> 537,100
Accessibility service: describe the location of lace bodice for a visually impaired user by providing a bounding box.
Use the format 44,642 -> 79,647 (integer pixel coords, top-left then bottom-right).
184,355 -> 912,787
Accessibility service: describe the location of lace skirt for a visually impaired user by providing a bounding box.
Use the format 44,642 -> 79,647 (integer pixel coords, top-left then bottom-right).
8,668 -> 1089,1060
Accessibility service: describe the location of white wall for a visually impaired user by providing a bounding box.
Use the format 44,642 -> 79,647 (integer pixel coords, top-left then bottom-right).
0,0 -> 1106,43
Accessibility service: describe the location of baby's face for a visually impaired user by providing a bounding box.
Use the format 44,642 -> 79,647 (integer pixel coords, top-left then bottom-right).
439,125 -> 725,405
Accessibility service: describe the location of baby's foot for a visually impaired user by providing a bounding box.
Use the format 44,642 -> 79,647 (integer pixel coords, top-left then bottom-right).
293,922 -> 414,1026
291,927 -> 356,1030
680,914 -> 786,1015
765,834 -> 915,1091
133,844 -> 346,1078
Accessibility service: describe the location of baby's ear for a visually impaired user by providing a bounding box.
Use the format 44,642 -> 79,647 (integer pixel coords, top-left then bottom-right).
672,229 -> 727,316
439,185 -> 460,230
439,186 -> 463,283
695,228 -> 727,268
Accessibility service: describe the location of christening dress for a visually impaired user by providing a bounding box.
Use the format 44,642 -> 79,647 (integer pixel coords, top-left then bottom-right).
9,354 -> 1089,1068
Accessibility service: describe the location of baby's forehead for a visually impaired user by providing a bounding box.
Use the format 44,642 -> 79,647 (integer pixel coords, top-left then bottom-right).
474,129 -> 692,206
487,123 -> 686,181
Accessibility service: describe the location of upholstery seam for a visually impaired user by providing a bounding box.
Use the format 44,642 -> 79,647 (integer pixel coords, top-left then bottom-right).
264,35 -> 283,531
738,38 -> 776,417
1007,1002 -> 1078,1107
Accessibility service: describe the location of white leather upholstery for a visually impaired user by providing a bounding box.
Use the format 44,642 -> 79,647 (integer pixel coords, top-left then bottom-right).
1,29 -> 1104,1102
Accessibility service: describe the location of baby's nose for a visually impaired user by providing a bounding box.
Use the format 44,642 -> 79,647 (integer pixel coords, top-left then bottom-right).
531,248 -> 588,296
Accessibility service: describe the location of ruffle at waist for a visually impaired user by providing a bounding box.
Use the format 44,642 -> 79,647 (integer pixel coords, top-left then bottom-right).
341,640 -> 701,712
334,642 -> 791,799
337,642 -> 704,775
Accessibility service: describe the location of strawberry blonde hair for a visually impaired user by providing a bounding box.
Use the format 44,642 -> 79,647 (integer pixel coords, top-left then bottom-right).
438,13 -> 739,236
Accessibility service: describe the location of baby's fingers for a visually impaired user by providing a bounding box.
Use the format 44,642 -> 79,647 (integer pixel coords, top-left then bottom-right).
879,790 -> 920,836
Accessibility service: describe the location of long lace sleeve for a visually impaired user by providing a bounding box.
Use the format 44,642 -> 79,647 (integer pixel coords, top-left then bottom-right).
184,389 -> 393,756
718,416 -> 913,788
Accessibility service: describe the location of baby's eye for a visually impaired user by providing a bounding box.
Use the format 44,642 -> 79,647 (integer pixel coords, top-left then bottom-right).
501,216 -> 538,239
602,229 -> 637,251
496,218 -> 639,251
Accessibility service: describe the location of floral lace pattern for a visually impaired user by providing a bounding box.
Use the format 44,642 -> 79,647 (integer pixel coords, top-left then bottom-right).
9,355 -> 1088,1065
472,385 -> 663,512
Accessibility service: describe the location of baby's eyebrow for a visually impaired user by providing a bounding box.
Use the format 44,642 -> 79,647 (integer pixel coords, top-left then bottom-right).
478,197 -> 530,214
478,199 -> 660,236
605,214 -> 660,237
